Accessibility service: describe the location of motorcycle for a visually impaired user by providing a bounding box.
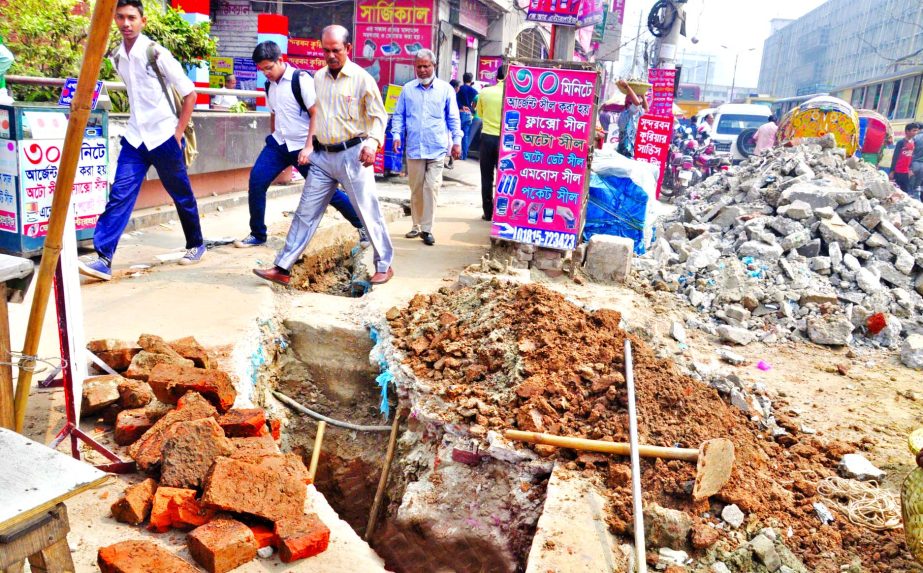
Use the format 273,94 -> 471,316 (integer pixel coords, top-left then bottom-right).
663,136 -> 699,196
693,141 -> 731,181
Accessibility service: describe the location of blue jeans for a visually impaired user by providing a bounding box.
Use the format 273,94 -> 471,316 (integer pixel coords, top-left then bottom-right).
94,137 -> 202,262
248,135 -> 362,241
459,112 -> 473,160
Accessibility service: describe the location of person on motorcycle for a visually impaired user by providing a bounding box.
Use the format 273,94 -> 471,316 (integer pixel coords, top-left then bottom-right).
697,114 -> 714,142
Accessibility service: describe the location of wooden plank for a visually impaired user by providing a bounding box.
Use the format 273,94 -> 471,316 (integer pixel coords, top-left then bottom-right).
0,504 -> 70,569
0,285 -> 14,430
0,428 -> 107,531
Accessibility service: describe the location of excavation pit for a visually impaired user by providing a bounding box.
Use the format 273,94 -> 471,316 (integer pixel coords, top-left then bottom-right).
288,241 -> 372,297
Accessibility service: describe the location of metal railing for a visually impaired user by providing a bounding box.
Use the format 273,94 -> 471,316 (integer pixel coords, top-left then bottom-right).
5,74 -> 264,99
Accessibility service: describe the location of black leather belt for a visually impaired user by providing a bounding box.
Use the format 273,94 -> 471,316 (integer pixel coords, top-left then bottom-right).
313,137 -> 364,152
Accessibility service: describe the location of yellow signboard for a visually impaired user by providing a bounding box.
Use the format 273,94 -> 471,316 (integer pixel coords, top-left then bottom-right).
384,84 -> 403,115
209,57 -> 235,88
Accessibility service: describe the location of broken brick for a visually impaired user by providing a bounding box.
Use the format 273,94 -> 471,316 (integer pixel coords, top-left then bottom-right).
148,487 -> 215,533
98,540 -> 198,573
124,350 -> 193,382
160,418 -> 232,489
201,457 -> 305,522
228,435 -> 281,458
115,406 -> 170,446
217,408 -> 266,438
267,418 -> 281,440
233,452 -> 310,485
147,364 -> 236,412
97,348 -> 141,372
273,513 -> 331,562
117,378 -> 154,409
169,336 -> 212,369
128,392 -> 218,473
88,339 -> 136,353
81,375 -> 122,416
248,524 -> 275,549
110,478 -> 157,525
188,518 -> 257,573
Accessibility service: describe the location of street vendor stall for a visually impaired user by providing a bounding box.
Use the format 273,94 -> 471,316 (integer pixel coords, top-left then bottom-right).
776,95 -> 860,156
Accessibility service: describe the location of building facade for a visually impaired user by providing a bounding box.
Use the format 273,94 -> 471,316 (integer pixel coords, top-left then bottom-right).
758,0 -> 923,98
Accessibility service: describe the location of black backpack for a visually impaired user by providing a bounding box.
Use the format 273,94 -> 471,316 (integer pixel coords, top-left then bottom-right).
265,69 -> 312,113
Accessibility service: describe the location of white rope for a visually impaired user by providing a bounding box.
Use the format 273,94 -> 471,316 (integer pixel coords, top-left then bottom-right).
817,476 -> 902,531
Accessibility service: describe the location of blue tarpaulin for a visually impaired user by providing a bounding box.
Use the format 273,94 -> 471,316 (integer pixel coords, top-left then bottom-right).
583,171 -> 652,255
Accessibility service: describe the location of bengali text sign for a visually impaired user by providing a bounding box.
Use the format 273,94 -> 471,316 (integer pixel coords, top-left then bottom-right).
491,65 -> 597,250
633,114 -> 672,198
355,0 -> 433,61
648,68 -> 676,117
288,38 -> 325,72
477,56 -> 502,85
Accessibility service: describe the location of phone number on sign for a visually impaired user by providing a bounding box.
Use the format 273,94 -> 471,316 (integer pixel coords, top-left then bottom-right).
513,227 -> 576,250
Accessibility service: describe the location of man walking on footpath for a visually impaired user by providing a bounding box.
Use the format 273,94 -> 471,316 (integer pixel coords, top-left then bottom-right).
391,49 -> 462,246
456,72 -> 478,160
754,115 -> 778,155
253,25 -> 394,286
476,65 -> 505,221
79,0 -> 205,281
234,41 -> 368,249
891,123 -> 919,196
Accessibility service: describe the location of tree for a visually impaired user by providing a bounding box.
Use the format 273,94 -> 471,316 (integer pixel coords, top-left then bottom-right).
0,0 -> 217,103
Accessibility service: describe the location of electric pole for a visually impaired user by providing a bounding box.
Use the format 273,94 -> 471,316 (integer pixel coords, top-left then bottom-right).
656,0 -> 685,70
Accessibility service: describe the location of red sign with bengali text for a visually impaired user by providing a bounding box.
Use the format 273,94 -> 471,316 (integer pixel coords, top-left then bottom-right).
477,56 -> 503,85
633,114 -> 672,198
648,68 -> 676,118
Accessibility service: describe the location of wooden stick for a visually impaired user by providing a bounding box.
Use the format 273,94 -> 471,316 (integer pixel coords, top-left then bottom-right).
0,285 -> 14,430
365,414 -> 401,541
625,340 -> 647,573
503,430 -> 700,462
13,0 -> 118,432
307,421 -> 326,483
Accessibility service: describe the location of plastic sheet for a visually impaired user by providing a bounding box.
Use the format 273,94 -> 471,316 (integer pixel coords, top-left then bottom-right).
583,150 -> 657,254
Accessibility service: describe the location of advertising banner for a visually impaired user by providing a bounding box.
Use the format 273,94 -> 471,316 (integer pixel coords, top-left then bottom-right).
17,138 -> 108,237
491,64 -> 597,250
648,68 -> 676,117
577,0 -> 604,28
288,38 -> 326,72
526,0 -> 582,26
633,115 -> 672,198
477,56 -> 503,85
355,0 -> 434,60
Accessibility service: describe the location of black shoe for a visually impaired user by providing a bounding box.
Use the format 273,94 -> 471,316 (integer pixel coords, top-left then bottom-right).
481,215 -> 492,221
405,228 -> 421,238
421,232 -> 435,246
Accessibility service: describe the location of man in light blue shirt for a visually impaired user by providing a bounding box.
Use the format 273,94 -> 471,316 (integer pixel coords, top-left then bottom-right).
391,50 -> 462,245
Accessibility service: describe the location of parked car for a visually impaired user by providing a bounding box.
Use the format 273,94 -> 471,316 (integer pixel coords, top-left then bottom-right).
710,104 -> 772,162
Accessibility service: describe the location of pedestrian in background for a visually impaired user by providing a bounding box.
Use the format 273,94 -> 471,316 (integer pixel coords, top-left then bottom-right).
80,0 -> 204,281
391,49 -> 462,246
754,115 -> 778,155
911,128 -> 923,197
892,123 -> 919,196
615,79 -> 648,159
211,74 -> 239,110
234,41 -> 366,249
476,65 -> 505,221
456,72 -> 479,160
253,25 -> 394,286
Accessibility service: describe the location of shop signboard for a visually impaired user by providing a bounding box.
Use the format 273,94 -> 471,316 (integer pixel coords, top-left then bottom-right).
491,64 -> 598,250
208,57 -> 235,88
527,0 -> 583,26
233,58 -> 258,93
16,138 -> 108,237
288,37 -> 326,72
577,0 -> 604,28
459,0 -> 489,35
384,84 -> 403,114
633,114 -> 672,198
648,68 -> 676,117
477,56 -> 503,85
355,0 -> 434,60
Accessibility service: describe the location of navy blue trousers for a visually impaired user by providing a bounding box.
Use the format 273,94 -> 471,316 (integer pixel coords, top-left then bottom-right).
95,137 -> 202,262
248,135 -> 362,241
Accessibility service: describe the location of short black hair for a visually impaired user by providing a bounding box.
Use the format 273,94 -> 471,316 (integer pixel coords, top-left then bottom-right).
117,0 -> 144,15
450,79 -> 460,89
252,41 -> 282,64
496,65 -> 506,81
769,115 -> 777,123
907,122 -> 919,131
463,72 -> 473,83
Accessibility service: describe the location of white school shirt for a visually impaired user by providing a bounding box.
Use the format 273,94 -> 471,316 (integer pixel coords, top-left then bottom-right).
114,34 -> 195,150
268,64 -> 317,152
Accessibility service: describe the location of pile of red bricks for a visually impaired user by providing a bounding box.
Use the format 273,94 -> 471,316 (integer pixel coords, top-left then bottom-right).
90,335 -> 331,573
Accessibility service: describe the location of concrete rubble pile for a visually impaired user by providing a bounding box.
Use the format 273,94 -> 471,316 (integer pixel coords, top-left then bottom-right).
84,335 -> 330,573
638,135 -> 923,364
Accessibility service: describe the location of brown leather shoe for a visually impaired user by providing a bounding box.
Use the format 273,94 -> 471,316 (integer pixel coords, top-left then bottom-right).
253,267 -> 291,286
370,267 -> 394,285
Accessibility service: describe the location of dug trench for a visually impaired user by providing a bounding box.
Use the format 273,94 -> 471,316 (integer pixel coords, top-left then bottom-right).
260,276 -> 916,572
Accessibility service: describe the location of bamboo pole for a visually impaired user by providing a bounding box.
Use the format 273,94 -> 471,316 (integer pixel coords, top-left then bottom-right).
0,285 -> 14,429
365,414 -> 401,541
503,430 -> 700,462
13,0 -> 119,432
307,421 -> 326,483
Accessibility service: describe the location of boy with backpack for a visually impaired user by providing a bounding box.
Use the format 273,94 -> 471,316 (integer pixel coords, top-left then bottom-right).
79,0 -> 206,280
234,41 -> 367,248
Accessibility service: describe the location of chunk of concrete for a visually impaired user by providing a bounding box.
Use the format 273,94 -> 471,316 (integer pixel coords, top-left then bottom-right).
721,504 -> 745,528
749,533 -> 782,571
583,235 -> 635,283
717,325 -> 755,346
81,375 -> 122,416
738,241 -> 784,261
901,334 -> 923,370
644,503 -> 692,550
807,314 -> 853,346
818,216 -> 860,249
839,453 -> 885,481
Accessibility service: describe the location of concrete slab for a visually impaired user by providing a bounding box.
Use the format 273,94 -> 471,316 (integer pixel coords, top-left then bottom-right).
525,463 -> 629,573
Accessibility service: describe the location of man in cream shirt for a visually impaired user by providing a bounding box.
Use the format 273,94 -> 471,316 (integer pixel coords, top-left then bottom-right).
253,25 -> 394,286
